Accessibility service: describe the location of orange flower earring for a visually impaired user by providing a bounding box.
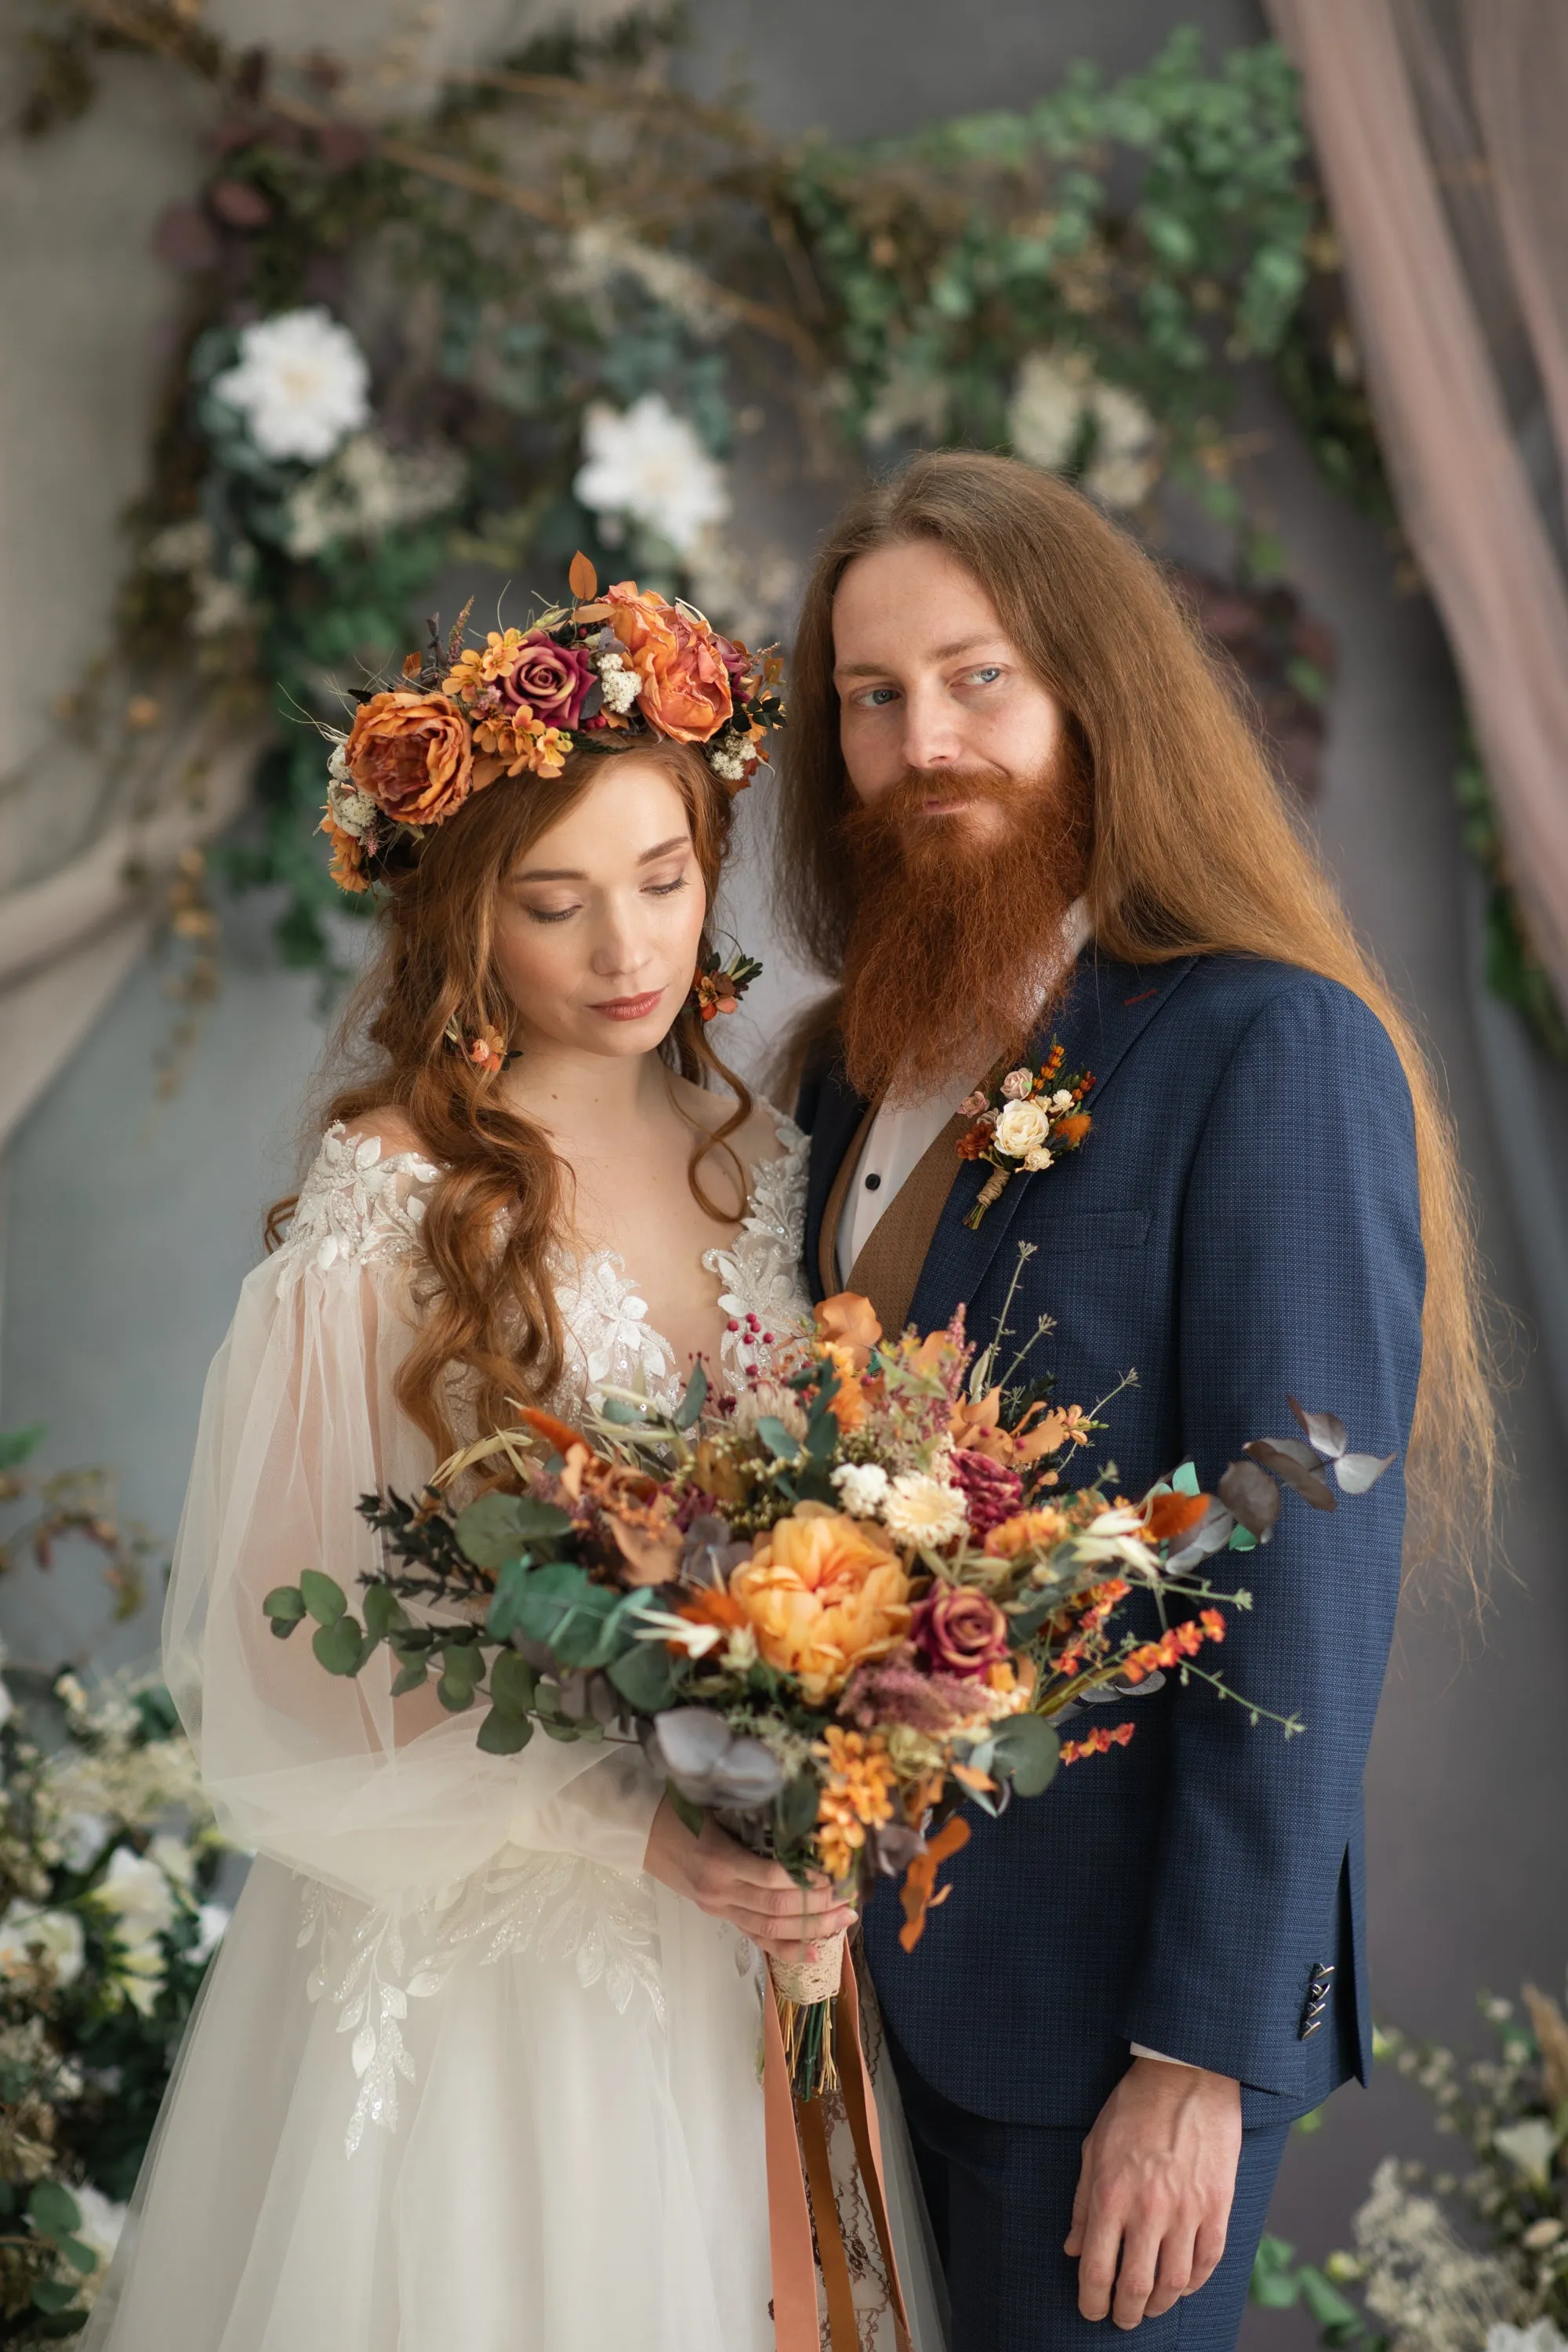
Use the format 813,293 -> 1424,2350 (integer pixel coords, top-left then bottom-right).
691,947 -> 764,1022
443,1017 -> 518,1075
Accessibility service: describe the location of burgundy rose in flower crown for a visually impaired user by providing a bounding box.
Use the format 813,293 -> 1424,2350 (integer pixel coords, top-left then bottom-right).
317,551 -> 786,892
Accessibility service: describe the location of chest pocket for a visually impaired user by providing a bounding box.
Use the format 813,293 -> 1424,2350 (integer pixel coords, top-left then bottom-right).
1034,1210 -> 1151,1251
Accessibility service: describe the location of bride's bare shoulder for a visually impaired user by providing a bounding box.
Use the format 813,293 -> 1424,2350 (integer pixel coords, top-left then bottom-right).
336,1108 -> 430,1160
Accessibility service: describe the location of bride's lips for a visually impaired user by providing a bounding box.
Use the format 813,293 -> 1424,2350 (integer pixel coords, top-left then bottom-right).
589,986 -> 666,1022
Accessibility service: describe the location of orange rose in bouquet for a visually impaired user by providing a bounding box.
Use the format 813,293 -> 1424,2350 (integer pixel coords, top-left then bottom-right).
345,691 -> 477,825
606,583 -> 734,743
730,1501 -> 911,1701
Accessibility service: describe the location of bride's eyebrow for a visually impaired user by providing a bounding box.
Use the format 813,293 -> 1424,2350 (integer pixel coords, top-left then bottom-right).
514,834 -> 691,884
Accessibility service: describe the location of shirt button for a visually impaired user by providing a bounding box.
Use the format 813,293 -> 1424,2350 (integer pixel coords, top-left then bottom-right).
864,1173 -> 881,1191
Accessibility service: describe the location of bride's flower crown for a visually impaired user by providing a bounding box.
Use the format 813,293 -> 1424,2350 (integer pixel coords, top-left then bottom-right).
320,552 -> 786,894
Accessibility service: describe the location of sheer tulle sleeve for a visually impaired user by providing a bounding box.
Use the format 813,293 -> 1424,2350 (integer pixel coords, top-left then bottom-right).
162,1127 -> 662,1915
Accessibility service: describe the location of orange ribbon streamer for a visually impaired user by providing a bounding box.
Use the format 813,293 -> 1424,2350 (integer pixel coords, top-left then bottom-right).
761,1943 -> 914,2352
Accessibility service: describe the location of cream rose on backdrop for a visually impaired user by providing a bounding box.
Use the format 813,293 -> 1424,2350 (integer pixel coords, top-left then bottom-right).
994,1098 -> 1052,1157
212,307 -> 372,464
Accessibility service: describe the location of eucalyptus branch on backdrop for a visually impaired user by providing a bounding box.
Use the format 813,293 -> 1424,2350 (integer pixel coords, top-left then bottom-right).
12,0 -> 1559,1045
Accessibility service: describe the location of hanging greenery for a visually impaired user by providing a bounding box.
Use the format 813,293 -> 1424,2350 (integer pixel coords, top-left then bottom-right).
13,0 -> 1560,1048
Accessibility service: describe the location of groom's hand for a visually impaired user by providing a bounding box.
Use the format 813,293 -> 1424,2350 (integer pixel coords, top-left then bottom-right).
1065,2056 -> 1242,2328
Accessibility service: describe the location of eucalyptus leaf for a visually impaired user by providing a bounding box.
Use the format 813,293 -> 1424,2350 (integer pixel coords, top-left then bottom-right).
1334,1451 -> 1396,1495
30,2279 -> 82,2316
1163,1500 -> 1236,1571
27,2183 -> 81,2239
477,1704 -> 533,1754
775,1770 -> 821,1847
299,1570 -> 347,1627
607,1641 -> 678,1714
1243,1439 -> 1336,1512
1217,1459 -> 1282,1541
456,1491 -> 568,1570
1171,1460 -> 1200,1497
362,1584 -> 408,1640
1288,1398 -> 1348,1460
262,1584 -> 306,1626
312,1614 -> 366,1675
390,1659 -> 429,1697
754,1417 -> 801,1461
489,1648 -> 539,1716
0,1422 -> 46,1472
673,1360 -> 709,1429
990,1715 -> 1061,1797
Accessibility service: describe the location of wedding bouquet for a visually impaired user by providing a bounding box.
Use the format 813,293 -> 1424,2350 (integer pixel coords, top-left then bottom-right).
262,1279 -> 1393,2090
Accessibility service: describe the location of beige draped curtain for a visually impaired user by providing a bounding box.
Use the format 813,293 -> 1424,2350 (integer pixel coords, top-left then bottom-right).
1265,0 -> 1568,1013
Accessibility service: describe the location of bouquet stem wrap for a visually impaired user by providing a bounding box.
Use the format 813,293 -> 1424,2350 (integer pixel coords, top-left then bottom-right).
770,1928 -> 848,2101
762,1939 -> 912,2352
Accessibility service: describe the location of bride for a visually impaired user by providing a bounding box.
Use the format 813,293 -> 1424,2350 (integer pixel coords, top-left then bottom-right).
84,698 -> 942,2347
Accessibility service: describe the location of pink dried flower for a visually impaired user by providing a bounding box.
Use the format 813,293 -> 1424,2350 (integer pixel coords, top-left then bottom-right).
958,1090 -> 989,1118
911,1585 -> 1011,1678
1000,1069 -> 1036,1101
837,1652 -> 978,1735
949,1448 -> 1024,1537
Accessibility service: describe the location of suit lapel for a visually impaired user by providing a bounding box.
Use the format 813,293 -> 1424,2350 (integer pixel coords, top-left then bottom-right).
803,1061 -> 871,1306
906,950 -> 1200,1336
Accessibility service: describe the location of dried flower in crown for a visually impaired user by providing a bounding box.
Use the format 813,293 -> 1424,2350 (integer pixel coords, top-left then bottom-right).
315,551 -> 786,894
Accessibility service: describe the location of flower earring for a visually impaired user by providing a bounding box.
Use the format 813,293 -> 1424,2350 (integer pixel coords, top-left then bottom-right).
691,947 -> 764,1022
443,1016 -> 519,1075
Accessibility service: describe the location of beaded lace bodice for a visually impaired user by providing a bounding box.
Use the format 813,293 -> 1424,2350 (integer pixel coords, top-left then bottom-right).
284,1112 -> 811,1416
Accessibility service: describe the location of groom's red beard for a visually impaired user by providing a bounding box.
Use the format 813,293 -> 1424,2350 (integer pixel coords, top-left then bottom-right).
836,762 -> 1091,1104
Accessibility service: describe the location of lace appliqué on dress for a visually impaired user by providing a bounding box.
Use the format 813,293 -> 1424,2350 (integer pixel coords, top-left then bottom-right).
284,1123 -> 441,1275
703,1121 -> 811,1388
548,1248 -> 684,1420
299,1851 -> 665,2158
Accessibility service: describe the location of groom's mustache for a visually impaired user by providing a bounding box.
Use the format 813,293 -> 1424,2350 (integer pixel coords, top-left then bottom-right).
839,766 -> 1045,866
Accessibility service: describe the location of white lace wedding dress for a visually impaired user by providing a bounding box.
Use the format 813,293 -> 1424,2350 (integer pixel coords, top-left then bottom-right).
84,1116 -> 944,2352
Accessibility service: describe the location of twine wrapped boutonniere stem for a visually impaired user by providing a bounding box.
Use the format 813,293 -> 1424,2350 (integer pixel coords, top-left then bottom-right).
957,1041 -> 1094,1229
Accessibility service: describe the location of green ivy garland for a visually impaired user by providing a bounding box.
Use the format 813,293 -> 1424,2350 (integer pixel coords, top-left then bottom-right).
14,0 -> 1561,1050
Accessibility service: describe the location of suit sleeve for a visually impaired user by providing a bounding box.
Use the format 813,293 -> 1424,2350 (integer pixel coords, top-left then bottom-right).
1116,978 -> 1424,2094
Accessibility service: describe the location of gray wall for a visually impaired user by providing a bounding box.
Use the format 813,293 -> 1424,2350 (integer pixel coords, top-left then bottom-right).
2,2 -> 1565,2325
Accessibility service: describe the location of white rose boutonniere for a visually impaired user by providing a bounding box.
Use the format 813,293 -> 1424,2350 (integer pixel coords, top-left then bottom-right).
956,1040 -> 1094,1229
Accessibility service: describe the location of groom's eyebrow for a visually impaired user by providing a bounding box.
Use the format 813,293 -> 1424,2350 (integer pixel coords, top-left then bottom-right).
836,634 -> 997,676
515,835 -> 690,881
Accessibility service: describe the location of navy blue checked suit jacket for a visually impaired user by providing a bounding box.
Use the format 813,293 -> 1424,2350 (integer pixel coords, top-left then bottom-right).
797,951 -> 1424,2133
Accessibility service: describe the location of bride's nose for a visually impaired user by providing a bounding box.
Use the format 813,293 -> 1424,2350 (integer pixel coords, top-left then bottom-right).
587,898 -> 652,981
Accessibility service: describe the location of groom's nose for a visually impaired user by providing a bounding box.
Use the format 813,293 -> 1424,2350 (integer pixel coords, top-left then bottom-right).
897,677 -> 966,771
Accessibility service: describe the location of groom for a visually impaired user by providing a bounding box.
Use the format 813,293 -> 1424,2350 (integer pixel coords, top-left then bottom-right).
784,453 -> 1435,2349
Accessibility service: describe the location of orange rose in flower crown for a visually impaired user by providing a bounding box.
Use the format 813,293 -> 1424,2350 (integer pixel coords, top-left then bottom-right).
606,582 -> 735,744
315,553 -> 785,894
729,1502 -> 913,1702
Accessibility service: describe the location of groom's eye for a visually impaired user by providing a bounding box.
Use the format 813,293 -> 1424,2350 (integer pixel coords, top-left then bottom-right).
854,686 -> 899,708
964,666 -> 1004,687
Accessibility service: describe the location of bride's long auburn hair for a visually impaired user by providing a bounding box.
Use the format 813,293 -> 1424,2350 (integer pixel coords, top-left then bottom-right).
780,450 -> 1497,1585
269,737 -> 751,1456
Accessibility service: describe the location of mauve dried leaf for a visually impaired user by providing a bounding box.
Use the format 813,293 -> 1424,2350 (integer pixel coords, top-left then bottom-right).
1288,1398 -> 1347,1460
1244,1439 -> 1337,1512
1333,1451 -> 1396,1496
1218,1458 -> 1283,1541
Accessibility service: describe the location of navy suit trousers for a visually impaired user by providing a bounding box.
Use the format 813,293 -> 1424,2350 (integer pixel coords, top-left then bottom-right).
890,2034 -> 1288,2352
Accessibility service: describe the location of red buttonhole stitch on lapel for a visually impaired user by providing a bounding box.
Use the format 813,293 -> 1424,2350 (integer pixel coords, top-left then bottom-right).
1123,988 -> 1158,1006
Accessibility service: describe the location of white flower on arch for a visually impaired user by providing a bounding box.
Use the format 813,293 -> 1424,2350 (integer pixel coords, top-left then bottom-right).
574,393 -> 731,557
213,307 -> 372,464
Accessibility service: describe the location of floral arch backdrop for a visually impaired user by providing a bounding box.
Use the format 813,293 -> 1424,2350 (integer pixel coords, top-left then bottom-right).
22,0 -> 1559,1054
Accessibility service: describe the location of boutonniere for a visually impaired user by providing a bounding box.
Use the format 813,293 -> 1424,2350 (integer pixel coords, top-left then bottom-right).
956,1040 -> 1094,1229
690,946 -> 764,1022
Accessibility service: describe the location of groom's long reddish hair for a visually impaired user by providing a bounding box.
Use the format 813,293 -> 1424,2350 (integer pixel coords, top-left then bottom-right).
779,450 -> 1494,1583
